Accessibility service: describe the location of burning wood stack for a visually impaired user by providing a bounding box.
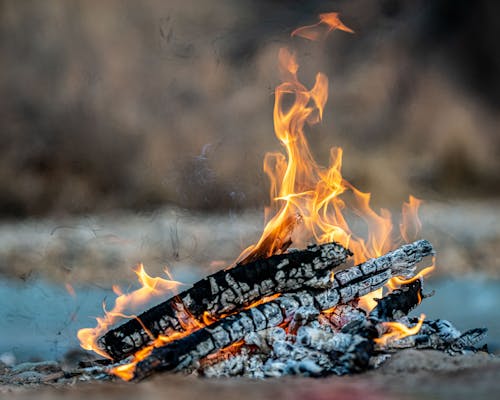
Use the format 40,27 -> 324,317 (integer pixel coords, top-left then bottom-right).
77,13 -> 487,381
90,239 -> 485,381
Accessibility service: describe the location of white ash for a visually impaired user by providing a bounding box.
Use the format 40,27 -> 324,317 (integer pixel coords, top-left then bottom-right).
197,314 -> 484,378
197,315 -> 363,378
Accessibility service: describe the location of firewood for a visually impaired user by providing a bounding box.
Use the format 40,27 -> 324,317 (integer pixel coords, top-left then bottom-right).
133,239 -> 434,380
327,279 -> 425,374
379,318 -> 488,352
368,279 -> 423,322
199,279 -> 430,377
99,241 -> 351,360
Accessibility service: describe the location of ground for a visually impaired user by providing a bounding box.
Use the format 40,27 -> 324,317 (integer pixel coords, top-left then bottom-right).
2,351 -> 500,400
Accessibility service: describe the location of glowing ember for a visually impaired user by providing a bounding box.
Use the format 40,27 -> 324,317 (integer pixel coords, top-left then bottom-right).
109,292 -> 284,381
375,313 -> 426,346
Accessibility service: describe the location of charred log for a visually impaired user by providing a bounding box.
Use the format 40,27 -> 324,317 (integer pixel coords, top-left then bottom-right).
100,242 -> 351,360
380,318 -> 488,353
368,279 -> 423,322
133,240 -> 433,380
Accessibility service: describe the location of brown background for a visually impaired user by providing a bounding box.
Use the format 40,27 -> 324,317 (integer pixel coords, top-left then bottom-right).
1,0 -> 499,218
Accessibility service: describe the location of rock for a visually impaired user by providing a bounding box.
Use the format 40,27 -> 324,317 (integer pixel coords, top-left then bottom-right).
11,360 -> 61,374
9,371 -> 44,384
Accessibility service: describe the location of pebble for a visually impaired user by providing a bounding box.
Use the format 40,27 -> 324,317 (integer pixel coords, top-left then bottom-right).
11,360 -> 61,374
9,370 -> 44,383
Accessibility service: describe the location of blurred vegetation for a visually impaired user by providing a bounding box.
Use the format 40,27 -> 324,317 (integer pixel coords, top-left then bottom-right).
1,0 -> 499,218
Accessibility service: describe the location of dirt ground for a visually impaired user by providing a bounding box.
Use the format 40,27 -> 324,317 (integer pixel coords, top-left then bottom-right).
1,350 -> 499,400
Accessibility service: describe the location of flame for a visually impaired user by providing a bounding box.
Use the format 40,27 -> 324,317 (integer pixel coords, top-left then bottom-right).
236,14 -> 423,316
292,12 -> 354,41
77,264 -> 183,359
375,314 -> 426,346
400,195 -> 423,243
387,259 -> 436,291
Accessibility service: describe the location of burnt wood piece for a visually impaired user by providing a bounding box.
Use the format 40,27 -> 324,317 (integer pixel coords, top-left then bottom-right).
330,318 -> 379,375
199,272 -> 431,377
99,242 -> 351,360
330,279 -> 426,375
133,239 -> 434,380
368,279 -> 423,322
381,318 -> 488,352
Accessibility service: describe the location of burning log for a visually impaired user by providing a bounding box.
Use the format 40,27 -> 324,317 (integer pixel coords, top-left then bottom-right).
132,239 -> 433,380
379,318 -> 488,353
99,241 -> 351,360
368,279 -> 423,322
315,279 -> 426,376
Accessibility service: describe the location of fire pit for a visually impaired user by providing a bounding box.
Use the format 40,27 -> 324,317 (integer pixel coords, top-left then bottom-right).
67,14 -> 488,382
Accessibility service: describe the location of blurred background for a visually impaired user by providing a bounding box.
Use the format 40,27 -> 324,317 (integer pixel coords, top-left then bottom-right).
1,0 -> 499,217
0,0 -> 499,362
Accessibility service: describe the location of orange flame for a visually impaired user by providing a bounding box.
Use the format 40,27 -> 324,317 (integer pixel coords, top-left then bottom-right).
375,314 -> 426,346
400,195 -> 423,243
77,264 -> 183,359
236,14 -> 422,313
292,12 -> 354,41
387,258 -> 436,292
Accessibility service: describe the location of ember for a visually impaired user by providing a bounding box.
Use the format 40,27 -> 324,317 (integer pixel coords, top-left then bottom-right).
77,13 -> 487,381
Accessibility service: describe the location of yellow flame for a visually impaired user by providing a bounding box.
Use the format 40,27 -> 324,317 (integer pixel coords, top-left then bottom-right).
236,14 -> 423,315
77,264 -> 183,359
375,314 -> 426,346
387,260 -> 436,291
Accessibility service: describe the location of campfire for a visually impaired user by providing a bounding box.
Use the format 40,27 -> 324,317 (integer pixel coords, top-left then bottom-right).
77,13 -> 486,381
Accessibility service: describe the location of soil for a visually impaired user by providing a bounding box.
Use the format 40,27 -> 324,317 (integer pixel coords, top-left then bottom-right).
1,350 -> 499,400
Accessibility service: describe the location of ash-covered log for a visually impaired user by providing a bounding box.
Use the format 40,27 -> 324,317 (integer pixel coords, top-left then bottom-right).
133,239 -> 434,380
199,275 -> 429,377
321,279 -> 426,375
100,241 -> 351,360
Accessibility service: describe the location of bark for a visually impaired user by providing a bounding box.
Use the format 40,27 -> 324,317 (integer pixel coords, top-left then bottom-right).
99,241 -> 351,360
